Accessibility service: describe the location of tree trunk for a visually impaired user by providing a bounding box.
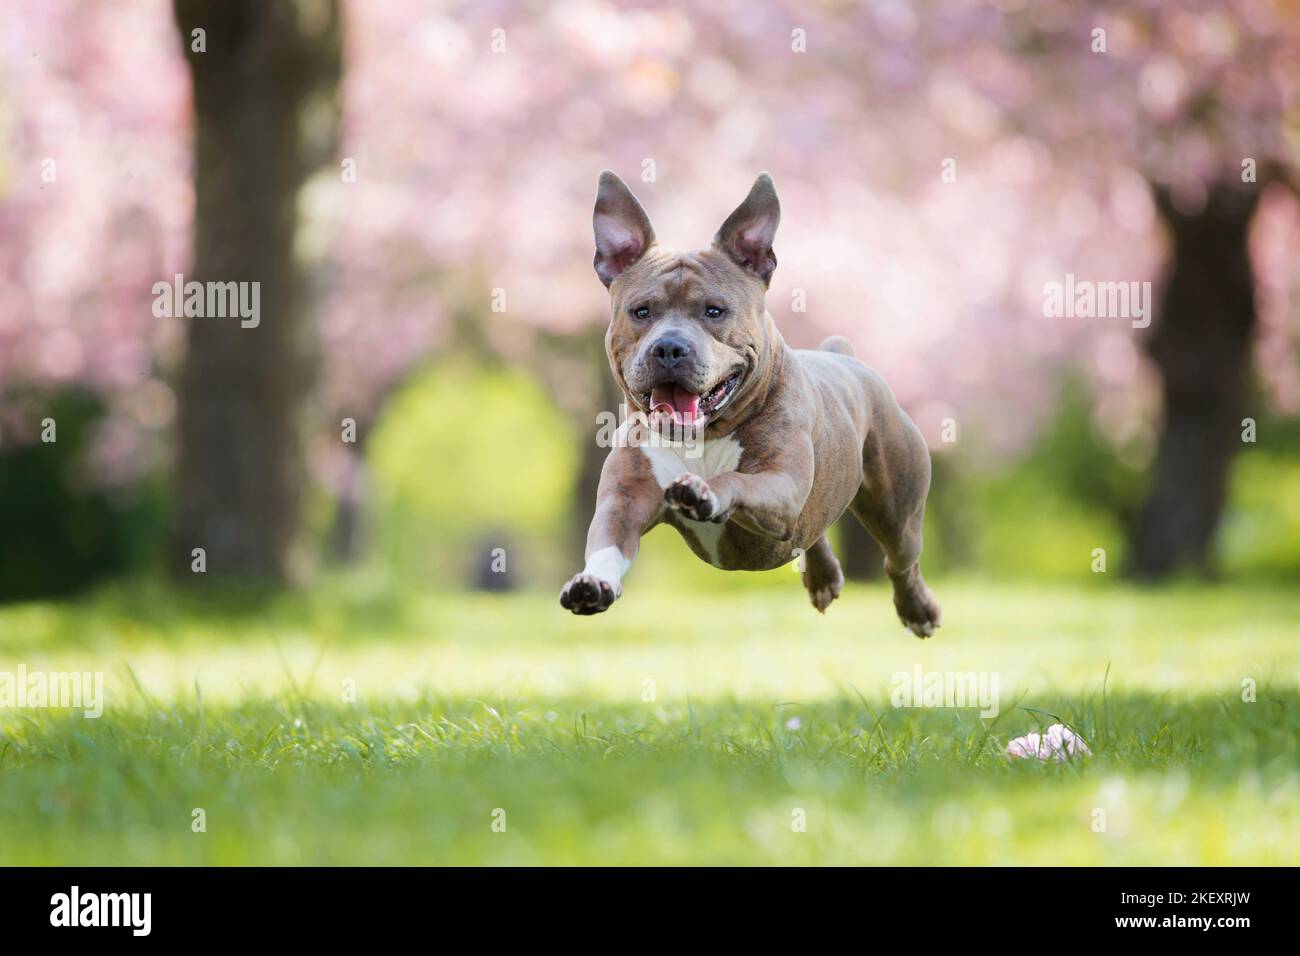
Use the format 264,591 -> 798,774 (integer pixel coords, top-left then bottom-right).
170,0 -> 340,584
573,329 -> 623,564
836,513 -> 884,579
1130,183 -> 1261,579
326,431 -> 369,565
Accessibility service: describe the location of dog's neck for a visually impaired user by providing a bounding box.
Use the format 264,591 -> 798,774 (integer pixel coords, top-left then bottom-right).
707,311 -> 787,438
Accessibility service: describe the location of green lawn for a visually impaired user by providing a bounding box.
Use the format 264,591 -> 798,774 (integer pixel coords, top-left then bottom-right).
0,578 -> 1297,865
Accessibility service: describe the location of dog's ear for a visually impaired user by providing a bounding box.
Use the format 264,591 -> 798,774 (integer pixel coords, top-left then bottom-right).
593,170 -> 656,287
714,173 -> 780,284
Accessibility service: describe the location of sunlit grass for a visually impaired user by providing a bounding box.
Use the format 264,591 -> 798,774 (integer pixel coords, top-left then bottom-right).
0,579 -> 1297,864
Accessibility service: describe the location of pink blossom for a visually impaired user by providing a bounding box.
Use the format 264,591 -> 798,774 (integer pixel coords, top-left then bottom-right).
1005,723 -> 1092,761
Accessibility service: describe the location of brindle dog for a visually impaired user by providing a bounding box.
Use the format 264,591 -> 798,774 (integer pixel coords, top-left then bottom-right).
560,171 -> 941,636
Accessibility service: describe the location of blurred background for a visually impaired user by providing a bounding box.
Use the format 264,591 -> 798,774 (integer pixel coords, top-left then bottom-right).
1,0 -> 1298,603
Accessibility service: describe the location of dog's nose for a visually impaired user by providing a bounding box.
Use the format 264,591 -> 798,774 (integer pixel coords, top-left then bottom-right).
650,334 -> 692,366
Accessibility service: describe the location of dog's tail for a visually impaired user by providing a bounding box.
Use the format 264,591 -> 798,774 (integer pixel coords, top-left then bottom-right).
819,335 -> 855,357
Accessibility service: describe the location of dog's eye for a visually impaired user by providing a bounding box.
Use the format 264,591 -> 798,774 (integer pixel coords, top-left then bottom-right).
633,306 -> 651,320
704,305 -> 725,319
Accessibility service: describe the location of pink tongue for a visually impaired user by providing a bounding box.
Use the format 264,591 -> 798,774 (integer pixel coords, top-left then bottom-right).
650,384 -> 700,424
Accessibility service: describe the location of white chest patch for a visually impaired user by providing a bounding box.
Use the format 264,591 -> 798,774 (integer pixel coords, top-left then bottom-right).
639,433 -> 744,566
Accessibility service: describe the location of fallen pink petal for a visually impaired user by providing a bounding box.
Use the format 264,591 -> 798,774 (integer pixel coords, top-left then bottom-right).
1005,724 -> 1092,761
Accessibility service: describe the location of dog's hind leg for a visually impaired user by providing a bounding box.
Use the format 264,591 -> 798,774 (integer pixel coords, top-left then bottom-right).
801,535 -> 844,613
849,490 -> 940,637
849,402 -> 941,637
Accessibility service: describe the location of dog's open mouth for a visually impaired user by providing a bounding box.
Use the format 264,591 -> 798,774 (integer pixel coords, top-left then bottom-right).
645,369 -> 744,427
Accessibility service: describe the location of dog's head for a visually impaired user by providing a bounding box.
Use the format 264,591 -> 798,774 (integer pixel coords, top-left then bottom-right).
592,171 -> 782,433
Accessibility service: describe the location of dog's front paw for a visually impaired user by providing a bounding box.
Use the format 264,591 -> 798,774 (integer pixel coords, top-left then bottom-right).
664,473 -> 727,523
803,563 -> 844,614
559,573 -> 619,615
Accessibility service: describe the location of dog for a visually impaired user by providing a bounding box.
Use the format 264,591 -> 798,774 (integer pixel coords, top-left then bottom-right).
559,171 -> 941,636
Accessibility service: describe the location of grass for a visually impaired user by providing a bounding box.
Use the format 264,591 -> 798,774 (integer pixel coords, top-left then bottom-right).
0,576 -> 1297,865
